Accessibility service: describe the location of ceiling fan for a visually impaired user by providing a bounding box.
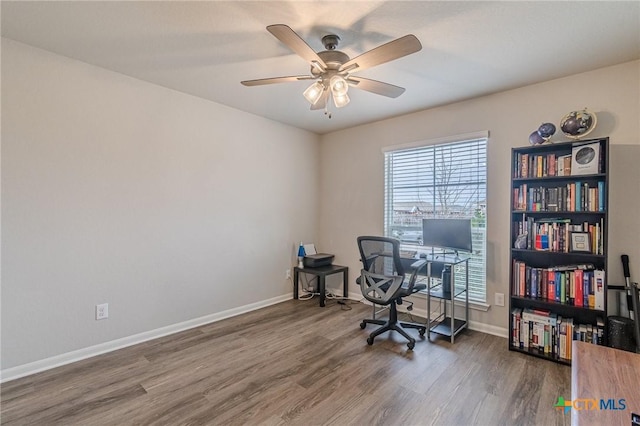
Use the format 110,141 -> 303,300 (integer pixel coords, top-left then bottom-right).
241,24 -> 422,113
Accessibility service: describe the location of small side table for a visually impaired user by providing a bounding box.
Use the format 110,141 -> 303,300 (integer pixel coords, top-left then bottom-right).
293,264 -> 349,307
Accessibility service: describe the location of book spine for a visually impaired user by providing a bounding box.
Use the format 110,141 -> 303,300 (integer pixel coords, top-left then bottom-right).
598,181 -> 605,211
594,269 -> 605,310
575,270 -> 584,307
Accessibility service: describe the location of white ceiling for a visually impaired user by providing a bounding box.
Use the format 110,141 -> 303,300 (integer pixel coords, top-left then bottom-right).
2,1 -> 639,134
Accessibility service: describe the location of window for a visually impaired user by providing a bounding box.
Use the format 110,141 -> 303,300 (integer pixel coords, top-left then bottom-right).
383,133 -> 488,302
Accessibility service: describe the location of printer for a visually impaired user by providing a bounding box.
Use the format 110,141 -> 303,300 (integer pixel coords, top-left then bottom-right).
301,243 -> 334,268
303,253 -> 334,268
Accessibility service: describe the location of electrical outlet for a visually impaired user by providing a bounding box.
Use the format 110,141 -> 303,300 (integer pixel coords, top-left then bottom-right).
96,303 -> 109,320
285,269 -> 291,279
495,293 -> 505,307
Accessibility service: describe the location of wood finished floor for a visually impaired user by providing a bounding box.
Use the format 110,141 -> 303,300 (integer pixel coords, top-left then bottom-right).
1,299 -> 571,425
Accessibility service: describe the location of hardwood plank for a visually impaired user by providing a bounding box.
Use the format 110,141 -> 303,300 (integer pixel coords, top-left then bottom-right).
1,299 -> 572,425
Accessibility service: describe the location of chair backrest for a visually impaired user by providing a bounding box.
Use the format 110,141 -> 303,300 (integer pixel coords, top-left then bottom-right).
357,236 -> 406,305
357,236 -> 405,277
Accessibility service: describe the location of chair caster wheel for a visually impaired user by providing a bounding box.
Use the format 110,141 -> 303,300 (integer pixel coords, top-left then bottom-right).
360,322 -> 366,329
407,340 -> 415,350
419,329 -> 426,337
367,336 -> 374,345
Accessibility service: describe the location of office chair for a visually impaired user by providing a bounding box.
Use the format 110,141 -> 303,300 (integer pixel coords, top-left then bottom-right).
357,236 -> 428,349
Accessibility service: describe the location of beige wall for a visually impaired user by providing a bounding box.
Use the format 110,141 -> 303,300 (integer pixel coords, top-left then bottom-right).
1,39 -> 320,372
319,60 -> 640,333
2,36 -> 638,376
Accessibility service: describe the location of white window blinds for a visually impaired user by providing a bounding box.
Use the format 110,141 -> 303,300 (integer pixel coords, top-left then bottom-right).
383,134 -> 488,302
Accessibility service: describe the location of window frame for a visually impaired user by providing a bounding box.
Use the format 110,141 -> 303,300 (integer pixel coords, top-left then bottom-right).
382,131 -> 488,303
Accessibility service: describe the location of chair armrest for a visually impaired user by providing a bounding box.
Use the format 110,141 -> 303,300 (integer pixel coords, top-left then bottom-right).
410,259 -> 427,271
406,259 -> 428,291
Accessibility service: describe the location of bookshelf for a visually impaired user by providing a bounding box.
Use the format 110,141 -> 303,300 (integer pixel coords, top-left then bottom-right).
509,137 -> 609,365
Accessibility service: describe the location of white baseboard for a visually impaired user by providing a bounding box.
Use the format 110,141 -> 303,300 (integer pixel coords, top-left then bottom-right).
1,294 -> 291,383
467,321 -> 509,338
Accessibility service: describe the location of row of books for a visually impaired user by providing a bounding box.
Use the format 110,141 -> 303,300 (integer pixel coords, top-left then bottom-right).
513,142 -> 603,179
513,216 -> 604,255
512,261 -> 605,309
511,308 -> 605,361
513,152 -> 573,179
512,181 -> 605,212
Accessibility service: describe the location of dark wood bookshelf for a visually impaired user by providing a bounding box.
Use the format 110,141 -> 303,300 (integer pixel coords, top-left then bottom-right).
511,295 -> 606,313
509,137 -> 609,365
511,249 -> 605,258
512,173 -> 606,183
512,211 -> 606,215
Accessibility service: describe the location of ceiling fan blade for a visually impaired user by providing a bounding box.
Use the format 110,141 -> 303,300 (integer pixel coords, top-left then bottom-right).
347,76 -> 406,98
310,89 -> 329,110
339,34 -> 422,73
267,24 -> 327,71
241,75 -> 314,86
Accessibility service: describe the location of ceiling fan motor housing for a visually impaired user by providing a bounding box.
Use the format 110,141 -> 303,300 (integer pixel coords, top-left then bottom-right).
312,50 -> 350,76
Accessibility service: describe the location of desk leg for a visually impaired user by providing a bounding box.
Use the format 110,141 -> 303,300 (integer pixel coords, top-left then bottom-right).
319,275 -> 326,307
293,269 -> 299,300
450,267 -> 455,344
427,262 -> 432,342
343,269 -> 348,299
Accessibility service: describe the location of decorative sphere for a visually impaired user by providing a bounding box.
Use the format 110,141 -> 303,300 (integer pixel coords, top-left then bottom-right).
560,109 -> 596,139
561,116 -> 582,134
529,130 -> 546,145
537,122 -> 556,138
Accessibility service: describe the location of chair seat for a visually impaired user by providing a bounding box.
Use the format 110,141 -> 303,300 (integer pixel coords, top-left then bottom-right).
399,282 -> 426,297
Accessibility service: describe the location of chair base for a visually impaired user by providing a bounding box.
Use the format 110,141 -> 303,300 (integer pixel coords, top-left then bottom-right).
360,302 -> 426,350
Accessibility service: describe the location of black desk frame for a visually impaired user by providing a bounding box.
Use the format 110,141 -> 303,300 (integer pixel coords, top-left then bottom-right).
293,264 -> 348,307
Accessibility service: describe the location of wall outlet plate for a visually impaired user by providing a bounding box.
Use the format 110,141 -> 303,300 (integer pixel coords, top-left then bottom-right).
495,293 -> 505,307
96,303 -> 109,320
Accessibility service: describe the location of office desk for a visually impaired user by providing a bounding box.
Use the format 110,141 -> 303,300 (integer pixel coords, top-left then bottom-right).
293,264 -> 348,307
426,254 -> 470,343
571,341 -> 640,426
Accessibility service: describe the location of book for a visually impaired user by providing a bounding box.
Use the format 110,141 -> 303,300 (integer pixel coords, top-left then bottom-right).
522,308 -> 557,326
512,308 -> 522,347
598,181 -> 605,211
574,269 -> 584,306
563,155 -> 572,176
594,269 -> 605,310
559,319 -> 567,359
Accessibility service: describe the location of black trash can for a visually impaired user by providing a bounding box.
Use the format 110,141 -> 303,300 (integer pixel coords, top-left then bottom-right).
607,315 -> 636,352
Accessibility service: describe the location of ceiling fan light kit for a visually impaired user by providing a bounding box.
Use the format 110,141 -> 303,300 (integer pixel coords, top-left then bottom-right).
303,81 -> 324,105
332,92 -> 350,109
241,24 -> 422,116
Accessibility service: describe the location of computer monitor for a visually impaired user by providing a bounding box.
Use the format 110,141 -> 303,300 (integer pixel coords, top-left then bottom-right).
422,218 -> 472,253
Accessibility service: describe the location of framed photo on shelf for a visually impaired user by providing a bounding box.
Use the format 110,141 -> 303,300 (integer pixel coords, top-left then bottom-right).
571,142 -> 600,176
570,232 -> 591,253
